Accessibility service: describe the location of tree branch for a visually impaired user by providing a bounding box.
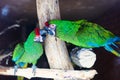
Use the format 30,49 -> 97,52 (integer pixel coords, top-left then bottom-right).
0,52 -> 12,61
36,0 -> 73,70
0,67 -> 97,80
0,24 -> 20,36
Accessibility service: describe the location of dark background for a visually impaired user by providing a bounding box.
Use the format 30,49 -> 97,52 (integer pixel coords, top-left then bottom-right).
0,0 -> 120,80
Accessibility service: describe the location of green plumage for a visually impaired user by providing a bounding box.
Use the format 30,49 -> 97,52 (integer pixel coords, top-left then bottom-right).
12,43 -> 25,64
49,20 -> 114,48
12,31 -> 43,66
48,19 -> 120,56
12,30 -> 43,80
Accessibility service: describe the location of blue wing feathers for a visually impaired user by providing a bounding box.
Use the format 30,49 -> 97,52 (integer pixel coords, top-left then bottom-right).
104,36 -> 120,57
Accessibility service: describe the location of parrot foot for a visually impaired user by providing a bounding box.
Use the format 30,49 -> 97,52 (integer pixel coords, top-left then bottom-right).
14,65 -> 18,75
32,65 -> 37,76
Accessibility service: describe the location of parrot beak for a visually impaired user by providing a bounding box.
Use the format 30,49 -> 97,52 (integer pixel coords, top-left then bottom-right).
47,28 -> 56,36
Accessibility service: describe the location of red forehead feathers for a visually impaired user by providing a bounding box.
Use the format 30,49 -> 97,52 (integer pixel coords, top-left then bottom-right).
34,27 -> 40,36
45,22 -> 49,26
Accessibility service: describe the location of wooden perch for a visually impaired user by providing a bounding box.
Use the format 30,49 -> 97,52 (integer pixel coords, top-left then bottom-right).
0,52 -> 12,61
0,67 -> 97,80
36,0 -> 73,70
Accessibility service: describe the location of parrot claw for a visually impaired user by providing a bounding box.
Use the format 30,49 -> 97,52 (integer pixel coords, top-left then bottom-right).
32,65 -> 37,76
14,65 -> 18,75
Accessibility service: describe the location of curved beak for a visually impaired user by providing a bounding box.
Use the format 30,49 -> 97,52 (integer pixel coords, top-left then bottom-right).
44,26 -> 55,36
47,28 -> 55,36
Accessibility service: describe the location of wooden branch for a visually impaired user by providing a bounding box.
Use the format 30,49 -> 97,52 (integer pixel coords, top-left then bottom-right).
0,67 -> 97,80
0,24 -> 20,36
36,0 -> 73,71
0,52 -> 12,61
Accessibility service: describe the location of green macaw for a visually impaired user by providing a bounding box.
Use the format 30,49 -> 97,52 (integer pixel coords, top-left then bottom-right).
12,28 -> 43,80
45,19 -> 120,57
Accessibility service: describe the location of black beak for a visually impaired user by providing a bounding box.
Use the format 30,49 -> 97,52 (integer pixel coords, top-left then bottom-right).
44,27 -> 55,36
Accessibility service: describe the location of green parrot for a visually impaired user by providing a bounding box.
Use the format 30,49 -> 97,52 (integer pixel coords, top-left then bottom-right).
45,19 -> 120,57
12,28 -> 43,80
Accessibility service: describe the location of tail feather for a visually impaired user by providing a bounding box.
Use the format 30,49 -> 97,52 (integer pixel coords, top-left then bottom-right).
17,76 -> 24,80
105,43 -> 120,57
17,64 -> 28,80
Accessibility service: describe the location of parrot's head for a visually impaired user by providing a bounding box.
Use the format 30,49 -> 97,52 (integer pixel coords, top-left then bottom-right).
45,20 -> 60,36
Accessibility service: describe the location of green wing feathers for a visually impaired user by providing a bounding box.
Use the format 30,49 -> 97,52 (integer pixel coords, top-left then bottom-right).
12,43 -> 24,62
76,20 -> 115,48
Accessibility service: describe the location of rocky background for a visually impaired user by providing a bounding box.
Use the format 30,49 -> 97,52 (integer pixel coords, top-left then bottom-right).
0,0 -> 120,80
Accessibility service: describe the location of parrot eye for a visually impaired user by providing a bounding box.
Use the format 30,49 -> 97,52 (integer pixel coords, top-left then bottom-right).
49,24 -> 56,29
47,24 -> 56,36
